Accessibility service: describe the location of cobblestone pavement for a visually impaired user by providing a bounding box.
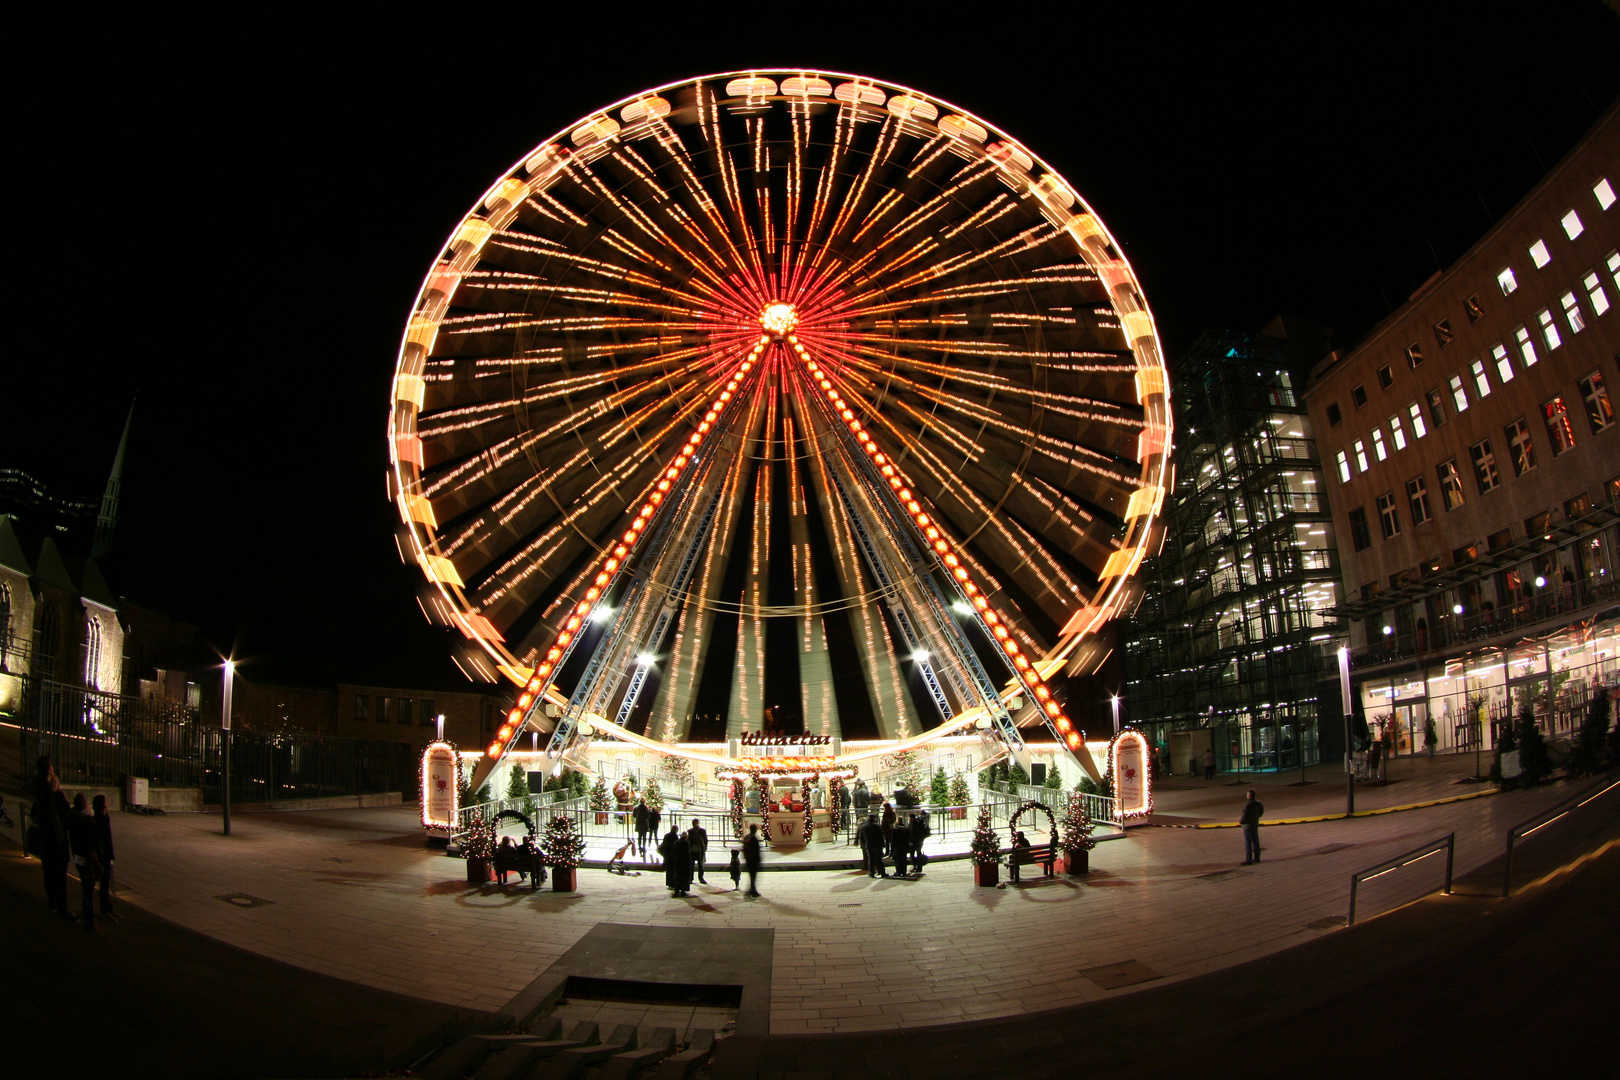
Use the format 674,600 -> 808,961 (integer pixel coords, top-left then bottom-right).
1,752 -> 1588,1034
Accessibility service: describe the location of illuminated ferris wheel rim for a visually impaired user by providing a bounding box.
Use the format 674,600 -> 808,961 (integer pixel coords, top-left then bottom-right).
386,69 -> 1174,758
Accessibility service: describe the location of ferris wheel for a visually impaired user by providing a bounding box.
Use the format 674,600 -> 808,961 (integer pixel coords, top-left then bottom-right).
386,71 -> 1171,786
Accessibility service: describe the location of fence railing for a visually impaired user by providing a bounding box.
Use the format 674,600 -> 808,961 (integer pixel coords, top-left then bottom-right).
1347,833 -> 1454,926
982,780 -> 1121,825
1502,773 -> 1620,897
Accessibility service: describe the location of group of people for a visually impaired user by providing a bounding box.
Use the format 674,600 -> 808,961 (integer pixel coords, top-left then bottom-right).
656,817 -> 763,898
854,797 -> 931,878
29,755 -> 118,932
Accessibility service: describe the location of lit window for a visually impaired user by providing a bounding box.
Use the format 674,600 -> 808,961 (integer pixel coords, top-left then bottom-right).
1542,397 -> 1576,456
1371,427 -> 1388,461
1538,308 -> 1561,350
1406,476 -> 1431,525
1449,374 -> 1469,412
1470,440 -> 1500,493
1437,459 -> 1465,511
1561,291 -> 1586,334
1434,319 -> 1454,347
1469,358 -> 1491,398
1407,401 -> 1427,439
1515,325 -> 1538,367
1529,239 -> 1551,268
1405,342 -> 1424,368
1505,417 -> 1536,476
1377,364 -> 1393,389
1377,493 -> 1401,539
1351,384 -> 1368,409
1389,413 -> 1407,451
1353,439 -> 1369,473
1597,178 -> 1617,211
1491,344 -> 1513,384
1497,267 -> 1518,295
1561,209 -> 1585,240
1585,271 -> 1610,316
1349,507 -> 1371,552
1336,450 -> 1352,483
1425,388 -> 1446,428
1464,294 -> 1484,323
1578,371 -> 1613,433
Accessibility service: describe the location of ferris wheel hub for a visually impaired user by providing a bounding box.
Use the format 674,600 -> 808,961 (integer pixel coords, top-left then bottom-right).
759,301 -> 799,337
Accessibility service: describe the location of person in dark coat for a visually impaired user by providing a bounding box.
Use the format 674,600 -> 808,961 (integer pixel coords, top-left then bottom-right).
648,804 -> 662,847
1008,829 -> 1031,882
633,799 -> 652,859
91,794 -> 119,920
909,810 -> 930,874
67,793 -> 101,932
687,818 -> 709,884
894,785 -> 916,809
30,756 -> 74,921
890,816 -> 913,876
880,801 -> 896,854
728,848 -> 742,890
852,779 -> 870,814
1240,789 -> 1265,865
660,826 -> 692,897
741,823 -> 762,897
857,814 -> 887,878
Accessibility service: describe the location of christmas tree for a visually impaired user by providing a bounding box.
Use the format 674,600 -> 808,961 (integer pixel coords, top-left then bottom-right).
589,774 -> 611,812
1059,791 -> 1095,855
1043,764 -> 1063,789
1008,761 -> 1030,788
643,776 -> 664,812
929,767 -> 950,806
969,804 -> 1001,866
1515,707 -> 1552,786
949,771 -> 971,808
464,808 -> 496,860
542,811 -> 587,868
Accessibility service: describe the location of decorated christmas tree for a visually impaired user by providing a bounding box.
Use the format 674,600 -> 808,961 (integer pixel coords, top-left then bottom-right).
929,767 -> 950,806
643,776 -> 664,812
589,774 -> 611,812
949,771 -> 971,808
1060,790 -> 1095,855
1043,764 -> 1063,789
542,811 -> 587,869
969,804 -> 1001,866
464,808 -> 496,860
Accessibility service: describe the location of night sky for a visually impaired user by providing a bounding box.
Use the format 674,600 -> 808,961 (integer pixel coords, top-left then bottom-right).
7,2 -> 1618,690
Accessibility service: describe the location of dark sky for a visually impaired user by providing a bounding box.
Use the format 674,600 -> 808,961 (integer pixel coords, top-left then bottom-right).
7,2 -> 1618,686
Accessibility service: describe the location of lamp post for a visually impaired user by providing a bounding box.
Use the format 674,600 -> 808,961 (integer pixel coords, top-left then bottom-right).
1110,695 -> 1121,737
222,659 -> 235,836
436,712 -> 445,742
1338,646 -> 1355,815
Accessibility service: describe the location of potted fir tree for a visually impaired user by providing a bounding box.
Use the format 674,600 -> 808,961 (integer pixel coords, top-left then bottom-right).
590,775 -> 611,824
543,812 -> 586,892
1058,790 -> 1095,875
948,771 -> 971,820
970,804 -> 1001,887
464,809 -> 496,884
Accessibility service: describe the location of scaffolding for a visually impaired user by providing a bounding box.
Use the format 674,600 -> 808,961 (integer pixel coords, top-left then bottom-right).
1124,328 -> 1342,772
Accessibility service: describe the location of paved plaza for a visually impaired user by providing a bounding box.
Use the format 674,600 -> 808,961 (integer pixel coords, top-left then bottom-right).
2,753 -> 1605,1038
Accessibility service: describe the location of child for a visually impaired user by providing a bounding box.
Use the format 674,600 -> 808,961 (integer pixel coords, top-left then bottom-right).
728,848 -> 741,890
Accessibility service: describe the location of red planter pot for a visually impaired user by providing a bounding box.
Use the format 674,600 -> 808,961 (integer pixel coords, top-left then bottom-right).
552,865 -> 577,892
1060,849 -> 1089,876
974,861 -> 999,887
594,812 -> 609,825
466,857 -> 494,884
950,807 -> 967,820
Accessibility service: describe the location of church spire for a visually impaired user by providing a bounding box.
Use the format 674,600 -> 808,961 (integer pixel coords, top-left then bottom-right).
92,401 -> 134,558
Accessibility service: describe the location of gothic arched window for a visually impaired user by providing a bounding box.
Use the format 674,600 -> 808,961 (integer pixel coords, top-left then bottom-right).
84,614 -> 103,690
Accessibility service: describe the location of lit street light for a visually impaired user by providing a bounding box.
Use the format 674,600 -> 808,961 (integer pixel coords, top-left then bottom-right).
222,659 -> 235,837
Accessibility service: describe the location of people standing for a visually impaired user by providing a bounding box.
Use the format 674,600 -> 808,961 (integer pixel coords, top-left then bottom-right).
29,756 -> 73,921
1203,747 -> 1216,780
633,799 -> 652,858
852,778 -> 870,815
648,802 -> 662,849
67,793 -> 101,932
890,816 -> 913,877
1240,789 -> 1264,865
92,795 -> 118,921
687,818 -> 709,885
741,823 -> 762,897
909,810 -> 930,875
857,814 -> 887,878
880,800 -> 896,856
660,825 -> 692,898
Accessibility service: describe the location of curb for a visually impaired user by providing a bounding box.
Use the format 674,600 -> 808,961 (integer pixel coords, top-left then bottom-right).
1149,785 -> 1501,829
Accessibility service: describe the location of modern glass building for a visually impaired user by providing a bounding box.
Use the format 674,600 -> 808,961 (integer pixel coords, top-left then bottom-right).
1123,319 -> 1341,772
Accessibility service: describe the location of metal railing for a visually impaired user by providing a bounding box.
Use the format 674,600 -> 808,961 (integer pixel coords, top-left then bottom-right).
1347,833 -> 1454,926
982,780 -> 1121,825
1501,774 -> 1620,897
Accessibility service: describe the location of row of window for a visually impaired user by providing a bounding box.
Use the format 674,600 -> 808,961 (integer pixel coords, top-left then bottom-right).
355,693 -> 438,724
1346,373 -> 1614,552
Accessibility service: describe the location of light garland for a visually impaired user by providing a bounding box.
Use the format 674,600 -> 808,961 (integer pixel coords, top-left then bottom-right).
1105,728 -> 1154,818
419,740 -> 464,833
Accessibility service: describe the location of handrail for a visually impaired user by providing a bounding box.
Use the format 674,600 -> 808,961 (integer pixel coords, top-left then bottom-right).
1347,833 -> 1454,926
1501,773 -> 1620,897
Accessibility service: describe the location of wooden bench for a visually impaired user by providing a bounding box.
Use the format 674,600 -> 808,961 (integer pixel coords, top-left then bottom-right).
1007,843 -> 1057,879
493,845 -> 546,890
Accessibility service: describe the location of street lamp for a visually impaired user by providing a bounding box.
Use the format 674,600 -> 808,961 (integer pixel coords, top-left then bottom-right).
1110,695 -> 1121,736
222,659 -> 235,837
